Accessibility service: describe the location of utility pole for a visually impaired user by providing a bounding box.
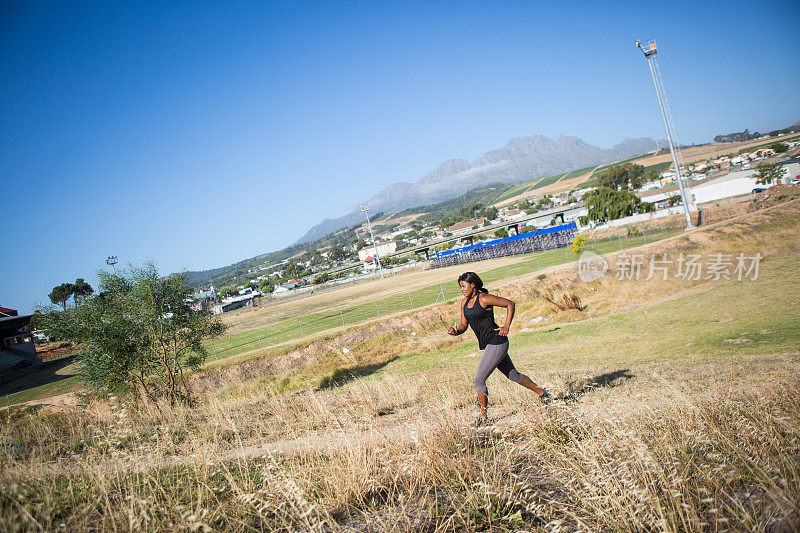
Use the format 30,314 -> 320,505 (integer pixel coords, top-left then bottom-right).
360,204 -> 384,279
636,39 -> 694,230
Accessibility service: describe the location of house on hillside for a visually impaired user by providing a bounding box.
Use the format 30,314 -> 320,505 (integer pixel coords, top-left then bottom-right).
273,282 -> 298,295
190,286 -> 216,311
502,209 -> 525,221
390,227 -> 412,238
363,256 -> 377,271
447,218 -> 486,235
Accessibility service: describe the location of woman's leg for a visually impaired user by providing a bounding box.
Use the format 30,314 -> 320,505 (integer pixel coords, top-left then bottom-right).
495,350 -> 547,397
474,343 -> 508,416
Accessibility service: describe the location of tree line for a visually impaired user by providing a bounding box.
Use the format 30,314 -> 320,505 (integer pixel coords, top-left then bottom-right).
48,278 -> 95,311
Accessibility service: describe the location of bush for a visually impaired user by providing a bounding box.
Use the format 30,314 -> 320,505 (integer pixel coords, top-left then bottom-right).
38,263 -> 227,408
541,284 -> 586,311
570,236 -> 588,255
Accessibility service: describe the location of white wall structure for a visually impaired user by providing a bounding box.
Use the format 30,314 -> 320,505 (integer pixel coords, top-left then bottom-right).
640,170 -> 777,206
358,241 -> 397,262
780,163 -> 800,184
600,206 -> 688,228
688,170 -> 771,204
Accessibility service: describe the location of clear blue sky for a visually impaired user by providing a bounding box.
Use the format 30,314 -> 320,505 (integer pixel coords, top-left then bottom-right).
1,0 -> 798,313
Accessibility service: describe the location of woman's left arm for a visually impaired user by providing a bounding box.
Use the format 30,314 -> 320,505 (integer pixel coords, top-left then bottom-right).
481,293 -> 515,337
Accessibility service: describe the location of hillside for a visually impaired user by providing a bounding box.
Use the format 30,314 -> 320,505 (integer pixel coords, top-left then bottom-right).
297,134 -> 661,243
181,134 -> 663,287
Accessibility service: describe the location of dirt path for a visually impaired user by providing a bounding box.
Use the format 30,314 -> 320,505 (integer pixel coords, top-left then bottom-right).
6,405 -> 485,478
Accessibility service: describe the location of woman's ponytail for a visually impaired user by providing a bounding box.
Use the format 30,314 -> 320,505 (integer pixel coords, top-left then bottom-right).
458,272 -> 488,293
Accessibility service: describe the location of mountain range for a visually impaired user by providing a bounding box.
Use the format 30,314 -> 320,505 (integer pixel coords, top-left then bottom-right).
298,134 -> 659,242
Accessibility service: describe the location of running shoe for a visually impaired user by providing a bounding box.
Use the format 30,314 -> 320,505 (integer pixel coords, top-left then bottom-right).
476,414 -> 488,427
539,389 -> 552,405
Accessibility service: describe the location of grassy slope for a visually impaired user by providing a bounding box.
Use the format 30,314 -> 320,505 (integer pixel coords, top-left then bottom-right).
356,255 -> 799,383
492,176 -> 546,203
591,152 -> 651,174
551,164 -> 596,184
573,176 -> 599,189
644,160 -> 672,174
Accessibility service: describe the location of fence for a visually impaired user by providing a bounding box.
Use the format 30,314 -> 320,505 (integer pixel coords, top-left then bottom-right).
199,223 -> 679,362
3,376 -> 78,408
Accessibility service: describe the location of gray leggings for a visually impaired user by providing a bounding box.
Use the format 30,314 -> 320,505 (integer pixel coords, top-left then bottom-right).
474,341 -> 527,394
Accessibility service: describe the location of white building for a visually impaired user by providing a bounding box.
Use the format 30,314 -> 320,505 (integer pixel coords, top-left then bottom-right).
640,169 -> 777,206
212,292 -> 261,314
358,241 -> 398,262
390,227 -> 412,238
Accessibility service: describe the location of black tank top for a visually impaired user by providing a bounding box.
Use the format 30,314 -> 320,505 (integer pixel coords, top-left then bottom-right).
463,293 -> 506,350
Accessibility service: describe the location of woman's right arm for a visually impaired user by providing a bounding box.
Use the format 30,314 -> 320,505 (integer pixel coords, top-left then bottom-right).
448,298 -> 468,335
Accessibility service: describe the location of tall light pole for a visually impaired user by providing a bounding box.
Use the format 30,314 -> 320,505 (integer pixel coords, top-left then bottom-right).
360,204 -> 384,279
105,256 -> 118,272
636,38 -> 694,230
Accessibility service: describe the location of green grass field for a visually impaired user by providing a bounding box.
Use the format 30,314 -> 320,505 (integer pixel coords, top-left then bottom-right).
551,164 -> 596,184
350,255 -> 800,383
591,153 -> 649,175
492,176 -> 544,203
573,176 -> 600,189
643,160 -> 672,174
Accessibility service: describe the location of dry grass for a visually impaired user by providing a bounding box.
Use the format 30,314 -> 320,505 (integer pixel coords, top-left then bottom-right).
2,199 -> 799,531
2,359 -> 798,531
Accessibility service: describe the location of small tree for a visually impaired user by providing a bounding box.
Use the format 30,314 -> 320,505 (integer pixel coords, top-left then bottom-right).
494,228 -> 509,238
754,161 -> 783,185
583,187 -> 651,222
259,279 -> 275,294
535,195 -> 554,209
72,278 -> 94,306
48,283 -> 75,311
328,247 -> 345,262
313,272 -> 331,285
769,142 -> 788,154
598,163 -> 646,191
40,263 -> 226,408
570,235 -> 588,255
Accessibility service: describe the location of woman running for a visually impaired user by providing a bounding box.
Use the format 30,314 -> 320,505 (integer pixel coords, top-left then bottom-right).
447,272 -> 550,425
